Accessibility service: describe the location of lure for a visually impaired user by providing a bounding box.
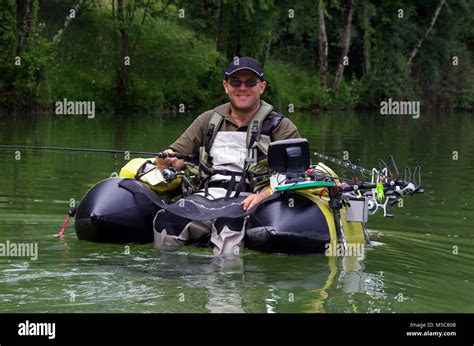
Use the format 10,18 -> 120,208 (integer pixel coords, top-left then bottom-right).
376,182 -> 385,201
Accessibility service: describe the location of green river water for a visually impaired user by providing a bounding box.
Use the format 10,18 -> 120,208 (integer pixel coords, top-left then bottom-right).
0,111 -> 472,313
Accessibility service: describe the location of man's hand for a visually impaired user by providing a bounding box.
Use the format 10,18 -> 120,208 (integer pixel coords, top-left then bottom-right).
241,187 -> 272,211
154,149 -> 185,170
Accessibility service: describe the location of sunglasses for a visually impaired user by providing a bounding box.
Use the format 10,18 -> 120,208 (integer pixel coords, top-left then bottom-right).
227,79 -> 259,88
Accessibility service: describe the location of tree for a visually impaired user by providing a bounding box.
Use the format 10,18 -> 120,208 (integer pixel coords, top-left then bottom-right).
52,0 -> 86,44
318,0 -> 328,88
0,0 -> 17,105
16,0 -> 35,56
111,0 -> 161,110
114,0 -> 131,111
2,0 -> 49,109
333,0 -> 357,89
360,0 -> 374,78
407,0 -> 446,66
216,0 -> 225,55
215,0 -> 277,63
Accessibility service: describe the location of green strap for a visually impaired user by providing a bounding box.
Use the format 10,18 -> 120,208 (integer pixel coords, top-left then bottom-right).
204,112 -> 224,152
199,112 -> 224,178
246,100 -> 274,150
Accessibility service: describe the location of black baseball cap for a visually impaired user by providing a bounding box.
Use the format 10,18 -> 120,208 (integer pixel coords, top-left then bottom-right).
224,57 -> 264,81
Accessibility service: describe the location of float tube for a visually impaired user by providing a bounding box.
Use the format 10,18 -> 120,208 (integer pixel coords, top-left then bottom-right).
73,165 -> 368,254
74,178 -> 162,244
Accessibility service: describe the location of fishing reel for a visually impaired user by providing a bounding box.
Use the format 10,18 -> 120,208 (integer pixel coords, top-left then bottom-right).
135,161 -> 197,196
364,158 -> 423,218
161,167 -> 179,182
136,161 -> 184,185
366,193 -> 397,218
313,152 -> 424,219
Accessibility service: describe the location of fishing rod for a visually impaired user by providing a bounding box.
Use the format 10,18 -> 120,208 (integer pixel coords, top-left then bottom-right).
313,152 -> 374,176
0,145 -> 196,160
310,151 -> 423,218
313,151 -> 422,187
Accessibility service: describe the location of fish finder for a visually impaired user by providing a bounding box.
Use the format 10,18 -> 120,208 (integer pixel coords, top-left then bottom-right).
267,138 -> 310,177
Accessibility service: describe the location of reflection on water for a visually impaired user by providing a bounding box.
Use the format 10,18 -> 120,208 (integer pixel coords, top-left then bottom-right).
0,111 -> 472,313
145,249 -> 388,313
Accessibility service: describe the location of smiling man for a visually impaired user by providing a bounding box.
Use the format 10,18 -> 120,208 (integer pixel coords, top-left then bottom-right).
154,56 -> 300,255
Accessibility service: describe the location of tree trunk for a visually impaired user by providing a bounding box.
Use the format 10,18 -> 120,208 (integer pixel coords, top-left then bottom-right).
52,0 -> 85,45
215,0 -> 226,68
407,0 -> 446,66
362,0 -> 371,78
318,0 -> 328,89
333,0 -> 357,89
130,0 -> 152,57
115,0 -> 130,111
16,0 -> 33,55
263,31 -> 273,65
216,0 -> 225,55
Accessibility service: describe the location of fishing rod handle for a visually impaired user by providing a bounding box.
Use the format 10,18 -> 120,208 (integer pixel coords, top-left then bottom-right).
156,152 -> 171,158
156,151 -> 194,160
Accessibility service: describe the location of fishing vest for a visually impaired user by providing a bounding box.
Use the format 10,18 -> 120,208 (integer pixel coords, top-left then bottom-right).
198,100 -> 283,195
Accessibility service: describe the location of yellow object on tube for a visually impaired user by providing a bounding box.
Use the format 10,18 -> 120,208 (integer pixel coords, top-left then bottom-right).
119,158 -> 181,193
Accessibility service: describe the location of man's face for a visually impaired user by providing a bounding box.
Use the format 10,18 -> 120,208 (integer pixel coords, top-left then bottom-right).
223,70 -> 266,114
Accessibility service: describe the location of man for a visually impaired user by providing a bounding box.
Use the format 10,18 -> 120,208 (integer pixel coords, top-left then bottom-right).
154,56 -> 300,255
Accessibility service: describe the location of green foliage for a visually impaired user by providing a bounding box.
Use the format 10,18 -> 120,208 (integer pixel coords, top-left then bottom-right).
269,0 -> 320,68
410,0 -> 474,110
41,8 -> 115,110
132,18 -> 223,110
0,0 -> 51,109
0,0 -> 472,111
356,49 -> 416,108
12,36 -> 51,104
40,8 -> 224,112
265,59 -> 331,110
327,79 -> 360,110
0,0 -> 17,105
177,0 -> 279,63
